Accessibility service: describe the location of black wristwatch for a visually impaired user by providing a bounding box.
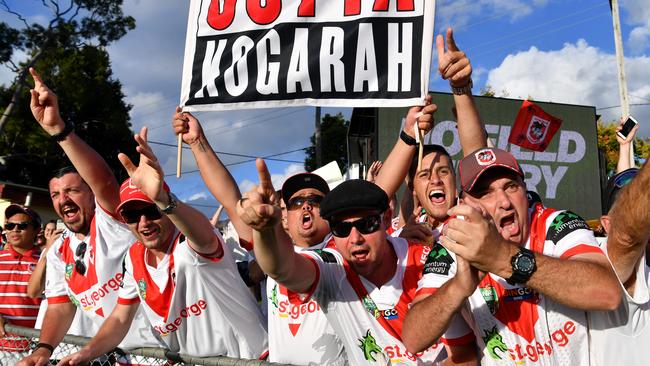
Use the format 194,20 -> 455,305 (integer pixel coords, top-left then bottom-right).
399,130 -> 418,146
51,122 -> 75,142
506,247 -> 536,285
159,191 -> 178,215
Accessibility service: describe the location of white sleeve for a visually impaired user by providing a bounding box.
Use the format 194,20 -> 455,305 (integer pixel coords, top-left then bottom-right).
415,242 -> 457,298
44,237 -> 69,300
117,254 -> 139,302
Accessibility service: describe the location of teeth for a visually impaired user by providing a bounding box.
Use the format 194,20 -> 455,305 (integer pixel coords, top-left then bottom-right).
429,190 -> 444,197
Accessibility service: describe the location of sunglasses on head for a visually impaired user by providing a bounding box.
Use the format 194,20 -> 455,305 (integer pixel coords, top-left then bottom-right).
75,242 -> 87,275
120,205 -> 162,224
287,195 -> 324,211
330,214 -> 382,238
5,222 -> 31,231
612,168 -> 639,189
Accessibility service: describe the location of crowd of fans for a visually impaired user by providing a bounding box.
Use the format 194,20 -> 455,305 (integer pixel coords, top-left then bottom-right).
0,27 -> 648,366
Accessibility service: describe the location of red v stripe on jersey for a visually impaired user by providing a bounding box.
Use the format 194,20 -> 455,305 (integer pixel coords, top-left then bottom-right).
279,285 -> 302,336
129,235 -> 179,320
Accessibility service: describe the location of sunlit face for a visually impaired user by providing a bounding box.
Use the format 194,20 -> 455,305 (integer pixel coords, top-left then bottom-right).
285,188 -> 330,247
49,173 -> 95,234
4,213 -> 38,250
120,201 -> 175,251
413,152 -> 456,224
44,222 -> 57,237
465,169 -> 529,245
331,210 -> 388,278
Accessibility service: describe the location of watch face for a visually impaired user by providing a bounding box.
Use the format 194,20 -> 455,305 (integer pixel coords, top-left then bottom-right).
516,255 -> 535,273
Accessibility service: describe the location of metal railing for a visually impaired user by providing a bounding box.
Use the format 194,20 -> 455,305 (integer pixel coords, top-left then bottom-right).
0,325 -> 291,366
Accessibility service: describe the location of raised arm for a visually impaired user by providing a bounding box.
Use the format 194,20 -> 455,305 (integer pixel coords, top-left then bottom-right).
172,108 -> 252,243
237,159 -> 316,293
29,68 -> 120,212
607,156 -> 650,291
437,28 -> 486,155
118,127 -> 221,256
615,117 -> 639,173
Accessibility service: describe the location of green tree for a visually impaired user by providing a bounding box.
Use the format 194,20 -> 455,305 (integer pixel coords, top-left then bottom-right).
0,46 -> 137,187
304,113 -> 349,173
597,120 -> 650,174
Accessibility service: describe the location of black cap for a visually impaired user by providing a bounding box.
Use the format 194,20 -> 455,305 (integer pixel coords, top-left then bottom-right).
281,173 -> 330,205
319,180 -> 388,219
5,204 -> 42,227
604,168 -> 639,214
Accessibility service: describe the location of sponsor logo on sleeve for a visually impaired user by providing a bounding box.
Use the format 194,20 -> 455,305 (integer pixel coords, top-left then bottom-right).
423,243 -> 454,276
546,211 -> 590,244
137,279 -> 147,300
313,249 -> 337,263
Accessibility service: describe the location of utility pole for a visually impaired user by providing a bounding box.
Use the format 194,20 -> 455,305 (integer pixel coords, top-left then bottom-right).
610,0 -> 635,166
315,106 -> 322,168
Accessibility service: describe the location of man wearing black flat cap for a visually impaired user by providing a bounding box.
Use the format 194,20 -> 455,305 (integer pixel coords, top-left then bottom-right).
238,158 -> 476,364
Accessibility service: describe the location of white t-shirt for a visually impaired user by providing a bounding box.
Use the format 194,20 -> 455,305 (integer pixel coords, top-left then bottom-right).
44,204 -> 160,349
267,236 -> 347,365
418,204 -> 604,365
118,231 -> 268,358
588,248 -> 650,366
298,236 -> 447,365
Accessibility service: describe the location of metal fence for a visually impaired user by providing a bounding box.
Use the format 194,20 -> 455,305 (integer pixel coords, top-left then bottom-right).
0,324 -> 290,366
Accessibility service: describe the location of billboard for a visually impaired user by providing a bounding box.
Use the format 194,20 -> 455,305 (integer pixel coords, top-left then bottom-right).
376,92 -> 602,219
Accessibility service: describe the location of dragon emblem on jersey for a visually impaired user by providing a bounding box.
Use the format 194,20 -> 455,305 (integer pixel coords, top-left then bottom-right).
480,284 -> 499,315
547,211 -> 589,244
358,329 -> 383,362
269,284 -> 279,309
362,295 -> 380,318
65,263 -> 74,280
482,326 -> 508,360
137,279 -> 147,300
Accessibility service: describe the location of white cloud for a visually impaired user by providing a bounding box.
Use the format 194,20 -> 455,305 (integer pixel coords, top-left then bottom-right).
485,39 -> 650,137
238,163 -> 305,195
187,191 -> 208,201
622,0 -> 650,54
436,0 -> 548,29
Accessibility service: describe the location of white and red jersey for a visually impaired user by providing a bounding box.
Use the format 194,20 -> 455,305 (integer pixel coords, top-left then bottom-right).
417,204 -> 603,365
588,247 -> 650,366
297,236 -> 448,365
44,204 -> 160,349
267,236 -> 347,365
118,231 -> 268,358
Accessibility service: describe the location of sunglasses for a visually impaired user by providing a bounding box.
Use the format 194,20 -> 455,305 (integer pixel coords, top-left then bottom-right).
120,205 -> 162,224
287,195 -> 324,211
5,222 -> 31,231
612,168 -> 639,188
75,242 -> 87,275
330,215 -> 382,238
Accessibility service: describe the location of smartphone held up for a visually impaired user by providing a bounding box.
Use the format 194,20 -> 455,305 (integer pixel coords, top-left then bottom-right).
617,115 -> 639,140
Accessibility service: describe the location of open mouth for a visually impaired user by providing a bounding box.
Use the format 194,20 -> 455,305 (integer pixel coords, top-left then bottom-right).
140,226 -> 160,240
61,205 -> 80,222
498,213 -> 519,237
350,248 -> 369,261
301,213 -> 313,229
428,189 -> 446,205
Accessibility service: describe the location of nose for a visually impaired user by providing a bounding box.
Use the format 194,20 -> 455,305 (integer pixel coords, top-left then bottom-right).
429,171 -> 442,186
348,227 -> 364,245
494,189 -> 512,210
301,201 -> 314,211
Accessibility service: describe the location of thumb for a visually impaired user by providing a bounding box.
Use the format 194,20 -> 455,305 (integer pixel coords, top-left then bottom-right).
446,27 -> 459,52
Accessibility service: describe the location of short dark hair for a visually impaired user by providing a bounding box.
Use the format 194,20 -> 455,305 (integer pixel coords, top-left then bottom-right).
408,144 -> 452,182
51,166 -> 78,180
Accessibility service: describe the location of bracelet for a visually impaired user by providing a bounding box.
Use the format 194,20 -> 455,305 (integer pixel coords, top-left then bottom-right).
399,130 -> 418,146
51,122 -> 75,142
450,78 -> 473,95
33,342 -> 54,354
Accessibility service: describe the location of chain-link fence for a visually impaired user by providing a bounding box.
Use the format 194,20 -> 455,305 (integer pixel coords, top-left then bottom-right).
0,325 -> 292,366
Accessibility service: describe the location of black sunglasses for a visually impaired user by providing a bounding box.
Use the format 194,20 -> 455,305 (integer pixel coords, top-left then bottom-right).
5,222 -> 31,231
75,242 -> 87,275
287,195 -> 324,211
330,215 -> 382,238
120,205 -> 163,224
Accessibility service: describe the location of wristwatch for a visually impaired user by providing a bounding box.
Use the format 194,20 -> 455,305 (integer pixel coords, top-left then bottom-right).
159,191 -> 178,215
450,78 -> 473,95
506,247 -> 536,285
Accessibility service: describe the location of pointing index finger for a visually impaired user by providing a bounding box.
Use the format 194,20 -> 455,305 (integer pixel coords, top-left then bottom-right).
29,68 -> 44,88
256,158 -> 275,193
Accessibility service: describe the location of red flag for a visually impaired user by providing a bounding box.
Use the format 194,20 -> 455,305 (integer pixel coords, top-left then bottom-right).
508,100 -> 562,152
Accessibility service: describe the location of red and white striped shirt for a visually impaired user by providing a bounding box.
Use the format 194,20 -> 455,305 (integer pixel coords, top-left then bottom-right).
0,245 -> 42,351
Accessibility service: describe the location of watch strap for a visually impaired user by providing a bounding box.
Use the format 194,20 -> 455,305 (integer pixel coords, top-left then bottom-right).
450,78 -> 473,95
506,247 -> 536,285
51,122 -> 75,142
33,342 -> 54,354
399,130 -> 418,146
160,191 -> 178,215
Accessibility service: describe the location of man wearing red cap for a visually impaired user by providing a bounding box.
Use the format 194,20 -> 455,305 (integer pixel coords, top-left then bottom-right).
18,69 -> 159,366
0,205 -> 43,358
402,147 -> 621,365
58,127 -> 267,364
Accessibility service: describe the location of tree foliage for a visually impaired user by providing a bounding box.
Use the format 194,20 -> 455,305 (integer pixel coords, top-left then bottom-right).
597,120 -> 650,174
304,113 -> 349,173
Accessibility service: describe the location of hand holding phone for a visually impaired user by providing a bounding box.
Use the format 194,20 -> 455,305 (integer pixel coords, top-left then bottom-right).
616,115 -> 639,141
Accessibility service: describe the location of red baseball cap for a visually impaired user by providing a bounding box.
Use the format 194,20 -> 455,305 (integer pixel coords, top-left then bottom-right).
115,178 -> 169,214
458,148 -> 524,192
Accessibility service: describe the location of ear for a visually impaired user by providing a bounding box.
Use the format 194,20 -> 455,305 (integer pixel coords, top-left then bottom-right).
600,215 -> 611,235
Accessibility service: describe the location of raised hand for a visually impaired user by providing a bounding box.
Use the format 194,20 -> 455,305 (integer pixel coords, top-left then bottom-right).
615,117 -> 639,146
237,158 -> 281,231
436,27 -> 472,87
365,161 -> 383,183
29,68 -> 66,135
441,203 -> 510,274
404,94 -> 438,137
172,106 -> 203,146
118,127 -> 167,203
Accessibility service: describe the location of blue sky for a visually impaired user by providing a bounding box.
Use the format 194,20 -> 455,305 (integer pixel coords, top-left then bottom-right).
2,0 -> 649,218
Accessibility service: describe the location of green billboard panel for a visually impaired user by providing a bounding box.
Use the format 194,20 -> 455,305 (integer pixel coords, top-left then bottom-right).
377,92 -> 602,219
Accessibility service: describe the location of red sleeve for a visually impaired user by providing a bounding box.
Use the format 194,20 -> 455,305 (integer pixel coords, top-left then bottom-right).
560,244 -> 604,259
117,297 -> 140,305
47,295 -> 71,304
441,332 -> 475,346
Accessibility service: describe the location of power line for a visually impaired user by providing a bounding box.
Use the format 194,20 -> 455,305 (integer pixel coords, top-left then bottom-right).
596,103 -> 650,111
